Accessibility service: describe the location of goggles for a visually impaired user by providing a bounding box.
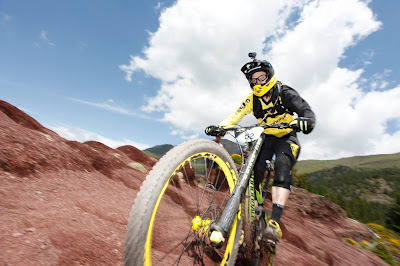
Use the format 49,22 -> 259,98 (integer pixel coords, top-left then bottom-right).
251,74 -> 268,84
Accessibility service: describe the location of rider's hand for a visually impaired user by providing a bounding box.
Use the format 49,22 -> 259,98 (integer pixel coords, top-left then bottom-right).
205,125 -> 219,136
205,125 -> 226,136
289,117 -> 315,134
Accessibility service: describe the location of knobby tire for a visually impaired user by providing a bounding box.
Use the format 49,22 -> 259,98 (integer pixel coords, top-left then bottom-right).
124,139 -> 241,266
241,179 -> 276,266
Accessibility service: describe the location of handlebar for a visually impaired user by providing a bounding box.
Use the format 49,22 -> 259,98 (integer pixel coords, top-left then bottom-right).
207,122 -> 299,137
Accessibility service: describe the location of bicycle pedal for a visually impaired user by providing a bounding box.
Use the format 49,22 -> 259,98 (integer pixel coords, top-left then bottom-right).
261,242 -> 276,255
266,239 -> 276,246
255,206 -> 263,213
261,235 -> 277,247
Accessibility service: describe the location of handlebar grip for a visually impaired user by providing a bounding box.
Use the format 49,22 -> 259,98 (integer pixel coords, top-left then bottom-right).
205,126 -> 226,137
289,123 -> 301,132
215,128 -> 226,137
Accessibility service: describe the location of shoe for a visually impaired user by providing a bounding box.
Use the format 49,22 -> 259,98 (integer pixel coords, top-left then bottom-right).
263,219 -> 282,243
205,182 -> 217,190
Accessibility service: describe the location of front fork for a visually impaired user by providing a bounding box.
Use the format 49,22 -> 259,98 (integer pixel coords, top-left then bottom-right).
209,134 -> 265,244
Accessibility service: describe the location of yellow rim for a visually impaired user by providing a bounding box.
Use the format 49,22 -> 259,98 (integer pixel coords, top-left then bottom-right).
144,152 -> 239,266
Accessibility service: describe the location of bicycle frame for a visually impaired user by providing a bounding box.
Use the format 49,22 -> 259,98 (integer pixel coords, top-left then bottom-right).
210,128 -> 266,243
209,122 -> 295,245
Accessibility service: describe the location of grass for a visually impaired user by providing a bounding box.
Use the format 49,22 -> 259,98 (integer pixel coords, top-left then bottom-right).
294,152 -> 400,175
367,223 -> 400,265
128,162 -> 147,173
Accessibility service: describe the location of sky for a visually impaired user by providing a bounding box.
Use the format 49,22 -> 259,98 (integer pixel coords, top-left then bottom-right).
1,0 -> 400,160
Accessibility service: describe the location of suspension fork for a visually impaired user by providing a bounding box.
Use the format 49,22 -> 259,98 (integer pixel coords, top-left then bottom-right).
210,134 -> 266,244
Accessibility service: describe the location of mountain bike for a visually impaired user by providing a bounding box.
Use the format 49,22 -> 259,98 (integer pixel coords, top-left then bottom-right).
124,122 -> 297,266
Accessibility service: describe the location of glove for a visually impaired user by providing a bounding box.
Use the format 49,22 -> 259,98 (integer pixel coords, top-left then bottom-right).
205,125 -> 219,136
289,117 -> 315,134
205,125 -> 227,136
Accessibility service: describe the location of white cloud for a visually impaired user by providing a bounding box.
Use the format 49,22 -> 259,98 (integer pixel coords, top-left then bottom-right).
76,40 -> 88,50
367,69 -> 392,91
154,2 -> 164,11
121,0 -> 400,159
2,14 -> 12,22
18,107 -> 40,117
120,0 -> 302,128
39,30 -> 55,46
67,97 -> 151,119
48,124 -> 151,150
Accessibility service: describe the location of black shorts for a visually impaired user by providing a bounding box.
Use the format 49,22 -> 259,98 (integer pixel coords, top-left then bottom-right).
253,132 -> 301,187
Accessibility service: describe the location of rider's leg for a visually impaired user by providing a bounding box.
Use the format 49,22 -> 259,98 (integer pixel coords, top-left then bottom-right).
206,159 -> 217,190
264,135 -> 301,242
270,153 -> 293,221
253,136 -> 274,197
271,186 -> 290,206
209,167 -> 217,189
263,153 -> 292,242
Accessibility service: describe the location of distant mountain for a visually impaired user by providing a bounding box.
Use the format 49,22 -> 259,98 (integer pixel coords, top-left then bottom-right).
143,139 -> 242,159
143,144 -> 174,158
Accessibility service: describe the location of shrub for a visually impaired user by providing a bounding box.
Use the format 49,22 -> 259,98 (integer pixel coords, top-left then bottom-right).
343,238 -> 359,247
359,240 -> 370,248
371,243 -> 396,266
231,154 -> 242,164
388,238 -> 400,248
128,162 -> 147,173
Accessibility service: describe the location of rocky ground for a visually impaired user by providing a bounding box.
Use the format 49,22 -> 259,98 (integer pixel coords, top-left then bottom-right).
0,100 -> 386,265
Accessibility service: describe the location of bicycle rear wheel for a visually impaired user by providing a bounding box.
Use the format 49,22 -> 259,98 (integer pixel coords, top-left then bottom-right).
241,172 -> 257,263
242,181 -> 276,266
124,139 -> 241,266
259,210 -> 276,266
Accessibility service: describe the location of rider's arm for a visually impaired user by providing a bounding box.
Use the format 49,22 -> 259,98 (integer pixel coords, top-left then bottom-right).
281,85 -> 316,124
218,93 -> 253,128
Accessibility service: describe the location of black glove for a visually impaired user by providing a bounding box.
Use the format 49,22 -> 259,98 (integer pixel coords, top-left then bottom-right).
289,117 -> 315,134
205,125 -> 219,136
205,125 -> 226,136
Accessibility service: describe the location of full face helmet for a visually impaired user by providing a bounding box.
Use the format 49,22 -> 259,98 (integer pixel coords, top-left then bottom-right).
241,52 -> 276,97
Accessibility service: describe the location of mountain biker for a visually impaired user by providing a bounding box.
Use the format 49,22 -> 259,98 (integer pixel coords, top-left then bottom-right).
205,55 -> 316,244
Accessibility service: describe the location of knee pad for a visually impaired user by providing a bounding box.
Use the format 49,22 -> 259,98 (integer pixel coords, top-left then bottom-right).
273,154 -> 292,190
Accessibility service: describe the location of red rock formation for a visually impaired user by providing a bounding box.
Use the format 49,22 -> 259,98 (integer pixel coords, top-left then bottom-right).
0,100 -> 386,265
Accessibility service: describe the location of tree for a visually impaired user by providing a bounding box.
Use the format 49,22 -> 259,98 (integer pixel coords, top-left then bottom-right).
386,193 -> 400,233
292,168 -> 313,191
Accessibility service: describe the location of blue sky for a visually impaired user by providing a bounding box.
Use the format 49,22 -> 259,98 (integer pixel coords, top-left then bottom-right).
1,0 -> 400,160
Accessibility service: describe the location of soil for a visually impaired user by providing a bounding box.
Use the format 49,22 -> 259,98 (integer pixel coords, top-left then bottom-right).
0,100 -> 386,265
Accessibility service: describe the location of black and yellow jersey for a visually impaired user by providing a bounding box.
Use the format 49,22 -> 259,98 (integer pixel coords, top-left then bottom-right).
219,84 -> 316,138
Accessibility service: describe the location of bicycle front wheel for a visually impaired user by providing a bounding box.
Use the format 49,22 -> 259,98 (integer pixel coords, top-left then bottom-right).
124,139 -> 241,266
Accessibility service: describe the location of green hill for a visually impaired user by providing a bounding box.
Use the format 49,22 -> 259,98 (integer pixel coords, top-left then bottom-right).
142,139 -> 241,158
143,144 -> 174,158
291,152 -> 400,229
294,152 -> 400,175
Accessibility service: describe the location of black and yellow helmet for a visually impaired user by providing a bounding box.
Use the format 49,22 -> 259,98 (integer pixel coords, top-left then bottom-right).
241,54 -> 276,97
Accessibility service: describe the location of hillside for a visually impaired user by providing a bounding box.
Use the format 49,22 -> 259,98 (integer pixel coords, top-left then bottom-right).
143,144 -> 174,158
292,154 -> 400,264
0,100 -> 156,265
142,139 -> 241,158
294,152 -> 400,175
0,99 -> 389,265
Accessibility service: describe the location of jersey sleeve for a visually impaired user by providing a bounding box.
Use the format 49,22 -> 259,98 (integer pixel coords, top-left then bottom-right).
281,86 -> 316,124
219,93 -> 253,128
